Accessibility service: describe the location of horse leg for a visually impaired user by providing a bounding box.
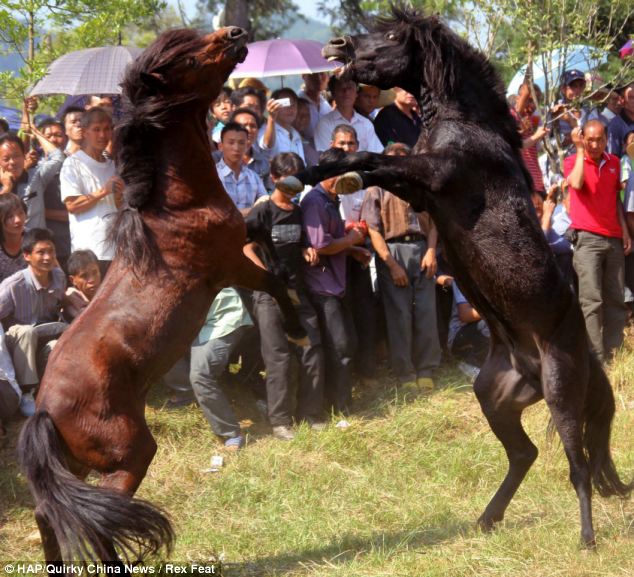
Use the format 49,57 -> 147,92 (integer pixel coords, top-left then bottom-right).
541,352 -> 595,547
92,425 -> 159,563
474,349 -> 542,530
229,254 -> 307,343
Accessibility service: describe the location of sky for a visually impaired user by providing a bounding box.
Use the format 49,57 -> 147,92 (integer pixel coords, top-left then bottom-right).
175,0 -> 326,23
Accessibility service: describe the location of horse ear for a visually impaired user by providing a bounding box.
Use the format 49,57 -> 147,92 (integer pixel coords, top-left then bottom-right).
140,72 -> 166,91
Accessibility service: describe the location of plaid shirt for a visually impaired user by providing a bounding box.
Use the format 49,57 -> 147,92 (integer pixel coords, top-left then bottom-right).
216,158 -> 267,210
0,267 -> 66,329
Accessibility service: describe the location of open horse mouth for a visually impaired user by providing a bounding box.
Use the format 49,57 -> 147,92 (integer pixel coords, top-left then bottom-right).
322,37 -> 355,75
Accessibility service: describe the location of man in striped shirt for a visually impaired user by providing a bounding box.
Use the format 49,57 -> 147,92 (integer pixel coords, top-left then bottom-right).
0,228 -> 67,415
216,122 -> 267,216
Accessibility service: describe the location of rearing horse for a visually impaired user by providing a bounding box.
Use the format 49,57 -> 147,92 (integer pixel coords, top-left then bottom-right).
18,27 -> 305,564
283,8 -> 632,546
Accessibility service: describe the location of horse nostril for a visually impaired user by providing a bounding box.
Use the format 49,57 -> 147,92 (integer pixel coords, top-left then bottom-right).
330,37 -> 348,47
227,27 -> 245,39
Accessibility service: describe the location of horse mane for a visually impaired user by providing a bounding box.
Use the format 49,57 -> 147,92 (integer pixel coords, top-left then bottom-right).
110,28 -> 210,273
376,6 -> 523,152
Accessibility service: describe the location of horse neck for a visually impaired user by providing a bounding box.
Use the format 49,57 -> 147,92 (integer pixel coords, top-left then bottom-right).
155,109 -> 219,198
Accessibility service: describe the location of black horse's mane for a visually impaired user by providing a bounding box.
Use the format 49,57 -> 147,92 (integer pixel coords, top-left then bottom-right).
376,7 -> 522,152
110,28 -> 211,273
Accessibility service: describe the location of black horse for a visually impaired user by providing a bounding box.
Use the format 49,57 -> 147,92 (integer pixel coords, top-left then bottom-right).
283,8 -> 632,546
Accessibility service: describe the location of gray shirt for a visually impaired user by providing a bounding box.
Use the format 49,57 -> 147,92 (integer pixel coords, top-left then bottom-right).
0,267 -> 66,329
15,148 -> 65,231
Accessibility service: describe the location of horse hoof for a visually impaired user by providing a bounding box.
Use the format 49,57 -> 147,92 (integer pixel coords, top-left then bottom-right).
277,176 -> 304,196
335,172 -> 364,195
476,513 -> 498,533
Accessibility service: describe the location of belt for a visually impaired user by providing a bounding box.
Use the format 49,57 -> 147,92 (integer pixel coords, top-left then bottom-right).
386,233 -> 425,244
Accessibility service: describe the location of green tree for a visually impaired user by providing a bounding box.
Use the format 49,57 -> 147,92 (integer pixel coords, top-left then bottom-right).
0,0 -> 165,105
317,0 -> 465,36
193,0 -> 304,41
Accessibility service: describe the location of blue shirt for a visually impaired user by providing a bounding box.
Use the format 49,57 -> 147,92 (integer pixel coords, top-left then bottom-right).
216,158 -> 267,210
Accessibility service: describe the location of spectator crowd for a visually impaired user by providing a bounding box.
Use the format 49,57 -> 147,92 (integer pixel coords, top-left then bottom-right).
0,68 -> 633,455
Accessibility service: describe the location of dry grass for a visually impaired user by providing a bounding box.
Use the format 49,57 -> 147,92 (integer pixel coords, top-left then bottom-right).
1,346 -> 634,576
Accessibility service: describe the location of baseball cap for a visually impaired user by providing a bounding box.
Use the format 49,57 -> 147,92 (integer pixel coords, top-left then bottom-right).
561,69 -> 586,86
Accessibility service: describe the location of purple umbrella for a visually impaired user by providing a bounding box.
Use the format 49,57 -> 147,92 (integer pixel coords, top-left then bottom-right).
620,39 -> 633,59
30,45 -> 142,96
230,39 -> 340,78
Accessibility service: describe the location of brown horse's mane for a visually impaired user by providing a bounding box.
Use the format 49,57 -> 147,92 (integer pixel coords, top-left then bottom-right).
110,28 -> 211,273
375,6 -> 523,153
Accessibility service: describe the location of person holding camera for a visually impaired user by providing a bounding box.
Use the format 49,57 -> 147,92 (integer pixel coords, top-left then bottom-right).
257,88 -> 305,162
564,120 -> 630,361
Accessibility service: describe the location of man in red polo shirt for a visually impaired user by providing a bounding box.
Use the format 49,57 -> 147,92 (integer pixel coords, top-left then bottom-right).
564,120 -> 631,361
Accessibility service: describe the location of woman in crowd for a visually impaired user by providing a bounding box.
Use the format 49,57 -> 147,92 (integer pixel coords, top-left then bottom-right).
0,194 -> 27,282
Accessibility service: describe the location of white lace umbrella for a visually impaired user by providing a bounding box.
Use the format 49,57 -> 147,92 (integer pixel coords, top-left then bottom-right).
30,45 -> 142,96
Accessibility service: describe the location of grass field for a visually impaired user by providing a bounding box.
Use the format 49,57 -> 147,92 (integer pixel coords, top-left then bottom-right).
2,343 -> 634,576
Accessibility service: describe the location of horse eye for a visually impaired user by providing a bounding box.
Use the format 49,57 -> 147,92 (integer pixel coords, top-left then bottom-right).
387,33 -> 397,41
188,57 -> 200,69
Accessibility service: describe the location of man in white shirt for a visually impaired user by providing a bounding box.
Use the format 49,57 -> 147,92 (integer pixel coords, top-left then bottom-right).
60,107 -> 123,278
314,77 -> 383,153
257,88 -> 305,162
298,72 -> 332,141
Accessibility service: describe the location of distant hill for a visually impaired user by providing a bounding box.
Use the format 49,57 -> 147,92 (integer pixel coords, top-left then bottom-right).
282,16 -> 333,43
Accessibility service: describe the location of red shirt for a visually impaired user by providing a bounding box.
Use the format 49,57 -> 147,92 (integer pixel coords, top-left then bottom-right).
563,152 -> 622,238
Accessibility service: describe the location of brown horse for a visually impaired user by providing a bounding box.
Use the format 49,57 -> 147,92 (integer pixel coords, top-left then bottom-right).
18,27 -> 305,564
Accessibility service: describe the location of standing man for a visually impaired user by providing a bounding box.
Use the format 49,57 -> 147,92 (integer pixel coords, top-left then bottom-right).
298,72 -> 332,141
37,119 -> 71,271
314,77 -> 383,153
301,148 -> 371,415
354,85 -> 381,120
607,82 -> 634,158
565,120 -> 630,361
61,106 -> 84,156
360,142 -> 441,390
60,107 -> 123,278
373,87 -> 422,148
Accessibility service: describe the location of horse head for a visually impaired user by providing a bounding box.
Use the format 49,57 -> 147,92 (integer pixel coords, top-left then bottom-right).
122,27 -> 248,106
323,8 -> 428,96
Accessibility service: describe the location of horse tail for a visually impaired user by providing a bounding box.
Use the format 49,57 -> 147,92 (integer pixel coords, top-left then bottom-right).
584,353 -> 633,498
18,411 -> 174,562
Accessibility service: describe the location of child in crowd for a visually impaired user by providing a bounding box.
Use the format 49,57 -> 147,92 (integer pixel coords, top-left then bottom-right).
64,249 -> 102,321
210,87 -> 235,144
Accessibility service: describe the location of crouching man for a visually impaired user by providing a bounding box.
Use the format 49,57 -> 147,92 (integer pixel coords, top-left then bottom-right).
0,228 -> 67,416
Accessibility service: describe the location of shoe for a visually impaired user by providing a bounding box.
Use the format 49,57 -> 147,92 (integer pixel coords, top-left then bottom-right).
457,362 -> 480,382
166,393 -> 195,409
224,435 -> 244,452
272,425 -> 295,441
416,377 -> 435,391
255,399 -> 268,418
19,392 -> 36,417
306,419 -> 326,431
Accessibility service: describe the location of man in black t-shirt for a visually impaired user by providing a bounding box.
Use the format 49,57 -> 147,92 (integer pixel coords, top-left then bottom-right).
373,87 -> 422,148
244,153 -> 325,439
